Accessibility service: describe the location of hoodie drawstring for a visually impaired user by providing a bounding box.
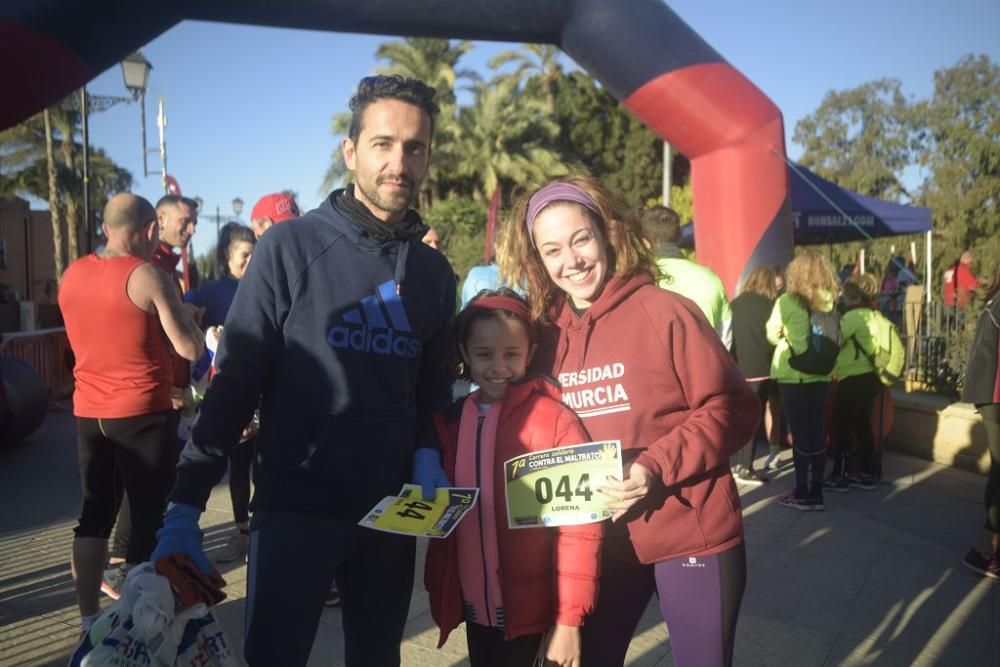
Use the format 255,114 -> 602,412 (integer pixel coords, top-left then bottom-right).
394,242 -> 410,295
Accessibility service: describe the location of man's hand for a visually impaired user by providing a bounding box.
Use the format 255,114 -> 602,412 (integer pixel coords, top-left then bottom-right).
205,326 -> 223,353
183,303 -> 206,326
537,624 -> 581,667
170,386 -> 186,411
151,504 -> 213,575
413,447 -> 450,501
600,462 -> 656,522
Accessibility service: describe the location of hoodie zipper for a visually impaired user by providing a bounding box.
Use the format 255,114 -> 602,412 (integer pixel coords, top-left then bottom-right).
474,413 -> 492,626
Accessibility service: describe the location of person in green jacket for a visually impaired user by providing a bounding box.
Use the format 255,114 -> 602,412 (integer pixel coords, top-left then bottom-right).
641,206 -> 732,348
826,275 -> 883,493
766,250 -> 840,511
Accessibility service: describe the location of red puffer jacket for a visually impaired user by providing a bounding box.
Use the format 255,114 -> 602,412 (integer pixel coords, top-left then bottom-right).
424,376 -> 603,647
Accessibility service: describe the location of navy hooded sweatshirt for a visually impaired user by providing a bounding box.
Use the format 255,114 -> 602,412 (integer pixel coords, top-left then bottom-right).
170,189 -> 456,519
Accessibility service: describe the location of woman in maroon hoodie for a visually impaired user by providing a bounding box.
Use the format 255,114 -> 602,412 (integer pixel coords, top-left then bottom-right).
499,175 -> 760,666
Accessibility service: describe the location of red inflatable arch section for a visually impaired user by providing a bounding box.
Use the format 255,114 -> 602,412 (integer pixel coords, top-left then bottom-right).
0,0 -> 792,290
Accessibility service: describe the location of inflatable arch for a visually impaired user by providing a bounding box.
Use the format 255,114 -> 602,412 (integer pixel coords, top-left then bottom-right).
1,0 -> 792,294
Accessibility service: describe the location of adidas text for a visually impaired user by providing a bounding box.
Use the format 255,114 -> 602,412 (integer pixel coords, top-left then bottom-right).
328,324 -> 419,358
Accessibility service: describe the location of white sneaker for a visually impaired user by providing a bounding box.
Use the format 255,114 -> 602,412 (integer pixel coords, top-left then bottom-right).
764,449 -> 782,471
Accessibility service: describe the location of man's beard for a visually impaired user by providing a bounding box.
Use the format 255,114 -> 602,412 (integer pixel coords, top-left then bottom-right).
357,174 -> 415,216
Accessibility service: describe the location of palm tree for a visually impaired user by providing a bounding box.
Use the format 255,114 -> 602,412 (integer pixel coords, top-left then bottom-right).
452,77 -> 567,201
51,104 -> 82,262
375,37 -> 476,107
319,112 -> 352,196
1,102 -> 131,274
489,44 -> 564,114
42,109 -> 65,281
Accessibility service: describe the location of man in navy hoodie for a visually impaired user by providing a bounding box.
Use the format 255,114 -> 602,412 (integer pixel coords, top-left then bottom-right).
153,75 -> 456,666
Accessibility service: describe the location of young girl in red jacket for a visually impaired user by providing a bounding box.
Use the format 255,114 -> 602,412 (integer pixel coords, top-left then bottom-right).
423,289 -> 602,667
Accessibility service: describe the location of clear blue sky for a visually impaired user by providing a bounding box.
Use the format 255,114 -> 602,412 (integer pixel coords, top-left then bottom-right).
81,0 -> 1000,258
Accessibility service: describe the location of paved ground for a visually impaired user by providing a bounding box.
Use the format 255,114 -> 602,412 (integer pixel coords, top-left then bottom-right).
1,409 -> 997,666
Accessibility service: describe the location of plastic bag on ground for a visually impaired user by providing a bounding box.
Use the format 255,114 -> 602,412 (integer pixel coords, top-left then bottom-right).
69,562 -> 239,667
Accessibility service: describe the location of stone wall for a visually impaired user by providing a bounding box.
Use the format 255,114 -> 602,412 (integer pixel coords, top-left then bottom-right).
887,390 -> 990,475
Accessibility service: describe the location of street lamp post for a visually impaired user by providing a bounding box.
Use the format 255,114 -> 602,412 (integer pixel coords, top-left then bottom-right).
76,69 -> 136,253
192,196 -> 245,248
121,51 -> 168,194
80,88 -> 90,253
73,51 -> 162,255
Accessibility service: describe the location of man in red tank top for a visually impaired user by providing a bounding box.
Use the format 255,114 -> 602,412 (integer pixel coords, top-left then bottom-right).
59,193 -> 205,633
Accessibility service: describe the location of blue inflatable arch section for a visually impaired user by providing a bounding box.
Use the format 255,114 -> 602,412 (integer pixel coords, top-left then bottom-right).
0,0 -> 792,291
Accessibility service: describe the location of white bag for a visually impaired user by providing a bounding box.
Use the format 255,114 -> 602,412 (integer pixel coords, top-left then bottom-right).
69,563 -> 239,667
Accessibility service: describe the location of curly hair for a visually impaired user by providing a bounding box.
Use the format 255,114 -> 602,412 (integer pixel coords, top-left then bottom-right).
740,265 -> 780,299
784,250 -> 840,311
348,75 -> 439,141
497,174 -> 659,321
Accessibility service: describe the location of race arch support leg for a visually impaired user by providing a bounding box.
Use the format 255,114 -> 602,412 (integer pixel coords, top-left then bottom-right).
623,63 -> 793,296
560,0 -> 793,296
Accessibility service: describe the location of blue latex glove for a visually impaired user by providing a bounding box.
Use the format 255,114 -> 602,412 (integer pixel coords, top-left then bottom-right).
413,447 -> 450,501
151,503 -> 213,575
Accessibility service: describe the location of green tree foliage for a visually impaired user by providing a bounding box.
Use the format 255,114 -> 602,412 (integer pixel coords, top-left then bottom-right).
792,79 -> 921,275
422,197 -> 487,281
451,76 -> 566,201
794,79 -> 916,201
375,37 -> 476,108
319,111 -> 352,195
914,54 -> 1000,277
670,183 -> 693,224
1,97 -> 132,277
194,245 -> 218,283
488,44 -> 563,114
552,71 -> 662,207
792,56 -> 999,283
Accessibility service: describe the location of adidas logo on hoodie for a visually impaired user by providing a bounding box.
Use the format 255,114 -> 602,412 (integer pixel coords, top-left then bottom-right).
327,280 -> 420,358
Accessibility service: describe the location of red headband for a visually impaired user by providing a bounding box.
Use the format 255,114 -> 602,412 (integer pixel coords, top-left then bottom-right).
461,295 -> 532,324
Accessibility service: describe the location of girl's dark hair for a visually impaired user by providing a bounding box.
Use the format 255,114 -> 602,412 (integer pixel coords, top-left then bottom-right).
842,280 -> 873,307
455,288 -> 535,380
216,222 -> 256,277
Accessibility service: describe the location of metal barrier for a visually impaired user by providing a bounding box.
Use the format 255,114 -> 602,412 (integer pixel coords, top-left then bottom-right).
900,295 -> 970,399
0,327 -> 74,399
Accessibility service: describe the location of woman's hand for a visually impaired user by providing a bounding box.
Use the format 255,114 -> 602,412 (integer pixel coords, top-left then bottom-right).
536,624 -> 580,667
600,462 -> 655,522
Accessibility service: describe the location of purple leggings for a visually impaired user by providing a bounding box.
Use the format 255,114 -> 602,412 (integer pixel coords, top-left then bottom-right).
581,526 -> 746,666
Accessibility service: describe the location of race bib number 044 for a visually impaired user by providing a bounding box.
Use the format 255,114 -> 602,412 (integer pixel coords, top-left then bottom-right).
504,440 -> 622,529
358,484 -> 479,539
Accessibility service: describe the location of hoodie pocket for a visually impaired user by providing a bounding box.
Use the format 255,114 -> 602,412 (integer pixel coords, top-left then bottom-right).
305,410 -> 417,517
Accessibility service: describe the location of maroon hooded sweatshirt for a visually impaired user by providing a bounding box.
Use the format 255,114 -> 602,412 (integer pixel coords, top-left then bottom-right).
542,273 -> 760,564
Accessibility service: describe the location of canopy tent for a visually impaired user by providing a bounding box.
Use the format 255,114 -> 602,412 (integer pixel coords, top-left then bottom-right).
679,163 -> 934,301
680,163 -> 931,246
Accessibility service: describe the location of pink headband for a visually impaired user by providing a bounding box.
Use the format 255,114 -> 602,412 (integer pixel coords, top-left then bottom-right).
526,182 -> 601,247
